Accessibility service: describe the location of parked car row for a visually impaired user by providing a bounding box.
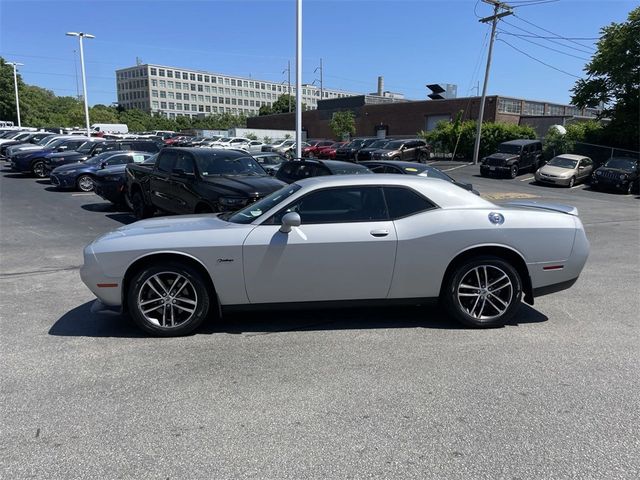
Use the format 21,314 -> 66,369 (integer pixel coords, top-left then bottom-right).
481,139 -> 639,194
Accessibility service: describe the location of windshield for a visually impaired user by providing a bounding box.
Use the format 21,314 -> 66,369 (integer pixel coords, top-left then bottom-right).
384,140 -> 405,150
217,137 -> 231,143
195,152 -> 266,176
226,184 -> 301,224
37,135 -> 57,145
604,158 -> 637,171
497,144 -> 522,154
328,163 -> 373,175
46,138 -> 70,149
367,139 -> 389,149
347,139 -> 366,148
77,141 -> 98,153
416,166 -> 452,181
548,157 -> 578,169
255,154 -> 284,165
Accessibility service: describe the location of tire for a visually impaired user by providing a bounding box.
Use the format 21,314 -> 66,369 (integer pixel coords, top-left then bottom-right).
417,152 -> 428,164
442,255 -> 523,328
127,261 -> 210,336
32,160 -> 46,178
131,190 -> 153,220
568,176 -> 576,188
627,181 -> 635,195
509,164 -> 519,179
76,174 -> 95,192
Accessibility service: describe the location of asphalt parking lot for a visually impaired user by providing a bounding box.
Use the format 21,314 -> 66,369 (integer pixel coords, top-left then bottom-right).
1,162 -> 639,479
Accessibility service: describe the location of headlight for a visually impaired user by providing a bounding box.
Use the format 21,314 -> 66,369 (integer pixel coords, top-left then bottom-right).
619,174 -> 627,181
596,171 -> 602,176
219,196 -> 246,206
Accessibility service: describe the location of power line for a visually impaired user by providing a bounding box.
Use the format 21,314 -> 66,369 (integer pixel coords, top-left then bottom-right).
497,38 -> 581,78
497,32 -> 599,40
510,0 -> 560,7
502,19 -> 595,54
513,13 -> 597,50
497,30 -> 590,60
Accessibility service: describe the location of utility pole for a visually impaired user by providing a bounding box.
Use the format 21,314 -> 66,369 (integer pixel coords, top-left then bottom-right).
283,61 -> 292,113
7,62 -> 23,128
314,58 -> 323,100
472,0 -> 512,165
295,0 -> 302,159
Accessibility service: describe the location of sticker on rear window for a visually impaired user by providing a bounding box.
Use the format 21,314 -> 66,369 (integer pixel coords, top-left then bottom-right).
132,155 -> 145,163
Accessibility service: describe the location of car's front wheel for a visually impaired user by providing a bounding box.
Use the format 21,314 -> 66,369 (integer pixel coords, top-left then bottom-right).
442,256 -> 522,328
128,261 -> 210,336
568,176 -> 576,188
32,160 -> 46,178
417,152 -> 428,163
627,181 -> 636,195
509,164 -> 519,179
131,190 -> 153,219
76,174 -> 94,192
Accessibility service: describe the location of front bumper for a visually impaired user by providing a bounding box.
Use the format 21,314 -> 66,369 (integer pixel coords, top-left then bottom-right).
50,172 -> 77,189
535,173 -> 572,186
10,159 -> 32,172
480,164 -> 510,175
591,176 -> 630,192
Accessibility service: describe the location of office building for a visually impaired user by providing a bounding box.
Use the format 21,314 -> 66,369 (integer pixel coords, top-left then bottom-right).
115,63 -> 362,118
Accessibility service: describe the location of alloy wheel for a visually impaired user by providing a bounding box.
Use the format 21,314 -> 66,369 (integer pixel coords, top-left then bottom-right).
77,175 -> 94,192
137,272 -> 198,328
510,165 -> 518,179
569,177 -> 575,188
32,161 -> 45,178
456,265 -> 513,321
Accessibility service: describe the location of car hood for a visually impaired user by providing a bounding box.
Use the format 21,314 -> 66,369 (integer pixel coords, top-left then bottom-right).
16,148 -> 53,159
539,165 -> 574,176
486,153 -> 518,160
596,167 -> 634,175
91,214 -> 252,249
52,162 -> 91,173
200,175 -> 285,195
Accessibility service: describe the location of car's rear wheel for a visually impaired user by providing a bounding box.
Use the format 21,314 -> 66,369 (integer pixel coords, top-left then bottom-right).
32,160 -> 46,178
128,262 -> 210,336
509,164 -> 519,179
417,152 -> 428,163
131,190 -> 153,219
76,174 -> 95,192
568,176 -> 576,188
442,256 -> 522,328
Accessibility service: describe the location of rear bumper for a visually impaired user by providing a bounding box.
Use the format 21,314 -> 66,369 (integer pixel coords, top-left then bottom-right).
533,278 -> 578,297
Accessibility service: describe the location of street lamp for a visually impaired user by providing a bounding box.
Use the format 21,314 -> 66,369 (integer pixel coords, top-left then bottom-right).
66,32 -> 95,138
6,62 -> 23,128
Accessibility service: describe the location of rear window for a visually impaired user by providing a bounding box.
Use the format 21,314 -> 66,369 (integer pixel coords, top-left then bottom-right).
384,187 -> 436,219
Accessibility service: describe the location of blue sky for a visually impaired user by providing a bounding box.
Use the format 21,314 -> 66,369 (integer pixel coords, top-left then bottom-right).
0,0 -> 635,106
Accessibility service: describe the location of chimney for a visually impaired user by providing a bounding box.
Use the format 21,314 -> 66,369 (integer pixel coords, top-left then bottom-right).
377,76 -> 384,96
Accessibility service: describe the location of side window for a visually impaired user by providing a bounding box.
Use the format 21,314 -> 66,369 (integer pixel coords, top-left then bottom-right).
384,186 -> 436,219
156,151 -> 177,173
105,154 -> 129,166
174,152 -> 195,174
133,142 -> 158,152
270,187 -> 387,224
416,140 -> 427,147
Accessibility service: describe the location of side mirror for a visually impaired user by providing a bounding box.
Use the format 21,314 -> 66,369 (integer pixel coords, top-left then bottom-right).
280,212 -> 301,233
463,183 -> 473,191
100,161 -> 107,169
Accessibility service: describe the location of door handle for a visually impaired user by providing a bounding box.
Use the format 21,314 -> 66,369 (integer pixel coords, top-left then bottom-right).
370,229 -> 389,237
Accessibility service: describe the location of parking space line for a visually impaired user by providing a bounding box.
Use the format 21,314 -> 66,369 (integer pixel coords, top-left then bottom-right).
520,176 -> 535,182
71,193 -> 95,196
570,185 -> 583,189
441,165 -> 468,172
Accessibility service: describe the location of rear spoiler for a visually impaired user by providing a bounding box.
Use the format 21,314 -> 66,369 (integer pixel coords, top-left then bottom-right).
505,200 -> 579,216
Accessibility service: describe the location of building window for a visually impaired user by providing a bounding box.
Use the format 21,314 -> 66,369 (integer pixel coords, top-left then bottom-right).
159,80 -> 166,88
213,106 -> 218,113
192,104 -> 198,111
167,81 -> 174,88
176,93 -> 182,100
158,69 -> 165,77
160,101 -> 167,108
197,74 -> 203,82
151,79 -> 158,87
168,92 -> 174,99
152,90 -> 158,97
225,98 -> 231,104
244,99 -> 249,106
174,71 -> 180,78
231,98 -> 237,105
205,95 -> 211,102
224,78 -> 230,85
152,101 -> 159,108
189,73 -> 195,81
150,68 -> 157,75
160,91 -> 166,98
212,86 -> 217,94
218,97 -> 224,103
523,101 -> 544,115
249,81 -> 254,88
197,85 -> 203,92
167,70 -> 173,78
225,88 -> 230,95
199,105 -> 204,112
190,84 -> 196,91
218,77 -> 223,84
176,103 -> 182,110
566,106 -> 580,116
231,89 -> 237,96
175,83 -> 181,90
204,86 -> 210,93
168,102 -> 175,109
231,79 -> 236,86
190,94 -> 196,101
198,95 -> 204,101
547,104 -> 565,116
183,82 -> 189,89
498,98 -> 522,114
204,75 -> 210,83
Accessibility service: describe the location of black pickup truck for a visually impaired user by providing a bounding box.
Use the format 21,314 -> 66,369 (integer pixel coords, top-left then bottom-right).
126,147 -> 285,219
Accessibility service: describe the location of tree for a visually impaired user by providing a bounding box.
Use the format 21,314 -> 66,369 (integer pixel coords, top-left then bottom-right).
571,6 -> 640,150
258,94 -> 306,116
329,110 -> 356,139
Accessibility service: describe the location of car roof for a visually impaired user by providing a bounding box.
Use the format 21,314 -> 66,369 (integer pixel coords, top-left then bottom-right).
553,154 -> 587,161
294,174 -> 493,209
165,147 -> 250,159
360,160 -> 429,169
501,139 -> 541,146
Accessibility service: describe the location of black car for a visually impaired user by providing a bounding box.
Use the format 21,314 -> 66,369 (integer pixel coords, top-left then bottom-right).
275,159 -> 372,184
43,139 -> 162,174
480,139 -> 543,179
590,157 -> 639,194
334,138 -> 378,162
252,152 -> 287,176
360,160 -> 479,195
94,153 -> 158,206
354,138 -> 395,162
126,148 -> 285,218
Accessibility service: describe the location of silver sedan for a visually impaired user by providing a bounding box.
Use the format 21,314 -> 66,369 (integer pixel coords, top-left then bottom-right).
535,154 -> 594,187
81,175 -> 589,336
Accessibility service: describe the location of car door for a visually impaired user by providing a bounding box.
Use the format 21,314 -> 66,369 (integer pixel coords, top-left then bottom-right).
404,141 -> 418,161
150,150 -> 177,212
242,186 -> 398,303
170,151 -> 199,214
578,158 -> 592,180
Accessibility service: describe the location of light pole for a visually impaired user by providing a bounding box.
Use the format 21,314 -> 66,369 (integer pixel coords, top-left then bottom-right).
7,62 -> 23,128
66,32 -> 95,138
295,0 -> 302,159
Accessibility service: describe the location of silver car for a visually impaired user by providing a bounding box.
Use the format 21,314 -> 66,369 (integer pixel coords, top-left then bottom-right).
535,154 -> 594,187
81,176 -> 589,336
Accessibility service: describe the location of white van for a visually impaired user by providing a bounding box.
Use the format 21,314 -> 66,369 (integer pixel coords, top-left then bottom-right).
91,123 -> 129,134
